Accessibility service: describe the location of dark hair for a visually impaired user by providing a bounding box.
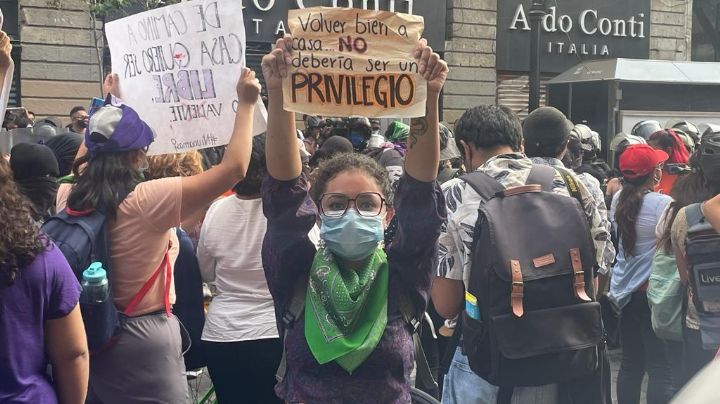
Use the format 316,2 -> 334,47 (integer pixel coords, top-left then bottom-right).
524,134 -> 569,159
614,174 -> 652,256
649,129 -> 690,165
70,106 -> 86,117
67,152 -> 141,218
0,159 -> 47,289
233,133 -> 267,197
310,153 -> 393,208
658,161 -> 720,252
455,105 -> 523,153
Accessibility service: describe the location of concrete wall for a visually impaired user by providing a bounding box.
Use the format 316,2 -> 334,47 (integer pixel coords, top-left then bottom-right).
19,0 -> 103,123
442,0 -> 497,124
650,0 -> 693,61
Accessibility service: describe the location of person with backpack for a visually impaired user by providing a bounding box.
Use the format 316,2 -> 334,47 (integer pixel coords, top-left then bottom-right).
523,107 -> 615,276
648,129 -> 691,195
52,68 -> 261,403
609,144 -> 675,404
433,105 -> 608,404
0,158 -> 89,404
197,134 -> 285,404
654,155 -> 720,386
260,35 -> 448,403
145,152 -> 208,373
670,130 -> 720,383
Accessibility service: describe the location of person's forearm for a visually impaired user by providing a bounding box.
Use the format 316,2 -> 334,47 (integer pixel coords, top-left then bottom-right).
53,354 -> 88,404
266,88 -> 301,180
404,93 -> 440,182
217,102 -> 254,180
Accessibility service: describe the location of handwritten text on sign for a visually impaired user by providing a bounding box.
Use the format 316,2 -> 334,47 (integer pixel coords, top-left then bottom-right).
283,7 -> 426,118
105,0 -> 266,155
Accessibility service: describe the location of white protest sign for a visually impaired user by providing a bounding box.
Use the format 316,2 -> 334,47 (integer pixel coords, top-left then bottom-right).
105,0 -> 266,155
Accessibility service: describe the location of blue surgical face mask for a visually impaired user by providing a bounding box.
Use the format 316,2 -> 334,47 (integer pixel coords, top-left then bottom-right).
320,210 -> 384,261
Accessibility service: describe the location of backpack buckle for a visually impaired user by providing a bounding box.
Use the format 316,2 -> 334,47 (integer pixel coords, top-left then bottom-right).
408,316 -> 421,333
282,311 -> 296,327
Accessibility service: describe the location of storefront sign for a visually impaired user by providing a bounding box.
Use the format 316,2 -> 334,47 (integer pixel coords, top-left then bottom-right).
240,0 -> 445,50
106,0 -> 267,155
282,7 -> 426,118
497,0 -> 650,73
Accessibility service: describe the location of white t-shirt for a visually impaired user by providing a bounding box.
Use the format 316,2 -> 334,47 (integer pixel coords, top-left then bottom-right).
198,196 -> 278,342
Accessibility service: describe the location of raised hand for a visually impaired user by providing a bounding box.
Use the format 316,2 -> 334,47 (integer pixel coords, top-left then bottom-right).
261,35 -> 293,92
0,31 -> 12,71
414,39 -> 448,95
236,67 -> 261,105
102,73 -> 121,99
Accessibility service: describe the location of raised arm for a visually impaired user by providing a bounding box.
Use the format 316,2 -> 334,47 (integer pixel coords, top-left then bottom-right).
404,39 -> 448,182
261,35 -> 301,181
180,68 -> 259,218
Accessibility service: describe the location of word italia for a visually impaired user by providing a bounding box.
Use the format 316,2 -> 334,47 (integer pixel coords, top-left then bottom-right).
547,42 -> 610,56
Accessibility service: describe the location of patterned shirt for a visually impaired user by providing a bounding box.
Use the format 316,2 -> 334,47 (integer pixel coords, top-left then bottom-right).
534,158 -> 615,274
437,153 -> 612,285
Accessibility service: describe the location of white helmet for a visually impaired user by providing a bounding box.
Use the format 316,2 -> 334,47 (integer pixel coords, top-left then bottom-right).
609,132 -> 646,152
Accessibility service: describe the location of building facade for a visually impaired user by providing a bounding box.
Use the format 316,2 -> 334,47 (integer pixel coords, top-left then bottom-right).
0,0 -> 700,125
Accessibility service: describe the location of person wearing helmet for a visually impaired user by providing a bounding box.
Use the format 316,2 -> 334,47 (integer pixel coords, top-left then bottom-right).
673,129 -> 696,154
631,120 -> 663,141
606,132 -> 647,208
700,126 -> 720,233
648,129 -> 691,194
668,120 -> 701,145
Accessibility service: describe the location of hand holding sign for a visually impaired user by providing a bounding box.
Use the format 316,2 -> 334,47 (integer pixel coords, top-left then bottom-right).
0,32 -> 11,71
414,39 -> 448,95
261,35 -> 293,93
236,67 -> 261,105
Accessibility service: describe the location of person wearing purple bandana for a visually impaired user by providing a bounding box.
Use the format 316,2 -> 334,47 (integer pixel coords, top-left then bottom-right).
55,69 -> 261,404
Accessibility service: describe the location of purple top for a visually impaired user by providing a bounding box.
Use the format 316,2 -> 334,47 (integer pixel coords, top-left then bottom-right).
0,244 -> 82,403
262,174 -> 445,403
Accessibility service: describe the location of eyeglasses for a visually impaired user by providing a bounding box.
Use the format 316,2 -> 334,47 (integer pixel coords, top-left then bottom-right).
320,192 -> 386,218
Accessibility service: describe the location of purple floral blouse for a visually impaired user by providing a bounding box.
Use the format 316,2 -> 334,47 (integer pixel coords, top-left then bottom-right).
261,173 -> 445,403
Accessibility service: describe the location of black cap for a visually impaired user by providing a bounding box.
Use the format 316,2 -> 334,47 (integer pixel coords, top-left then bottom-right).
10,143 -> 60,180
522,107 -> 573,152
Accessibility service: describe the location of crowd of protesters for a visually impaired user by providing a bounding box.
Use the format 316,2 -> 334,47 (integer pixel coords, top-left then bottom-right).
2,25 -> 720,404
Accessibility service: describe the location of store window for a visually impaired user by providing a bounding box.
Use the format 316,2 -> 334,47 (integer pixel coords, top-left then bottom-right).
693,0 -> 720,62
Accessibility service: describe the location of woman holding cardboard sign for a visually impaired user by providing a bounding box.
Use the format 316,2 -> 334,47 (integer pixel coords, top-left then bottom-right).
261,34 -> 448,403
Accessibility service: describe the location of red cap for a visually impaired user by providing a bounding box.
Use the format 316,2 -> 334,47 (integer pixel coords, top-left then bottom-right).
619,144 -> 669,180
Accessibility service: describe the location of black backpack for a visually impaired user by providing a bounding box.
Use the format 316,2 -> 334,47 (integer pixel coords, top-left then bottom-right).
41,208 -> 120,353
460,164 -> 602,387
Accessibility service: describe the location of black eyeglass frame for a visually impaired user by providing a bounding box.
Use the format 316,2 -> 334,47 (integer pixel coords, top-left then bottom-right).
319,192 -> 387,218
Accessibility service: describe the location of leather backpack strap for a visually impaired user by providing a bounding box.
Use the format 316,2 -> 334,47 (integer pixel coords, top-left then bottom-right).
124,248 -> 172,317
525,164 -> 556,192
570,248 -> 592,302
460,171 -> 505,201
510,260 -> 524,317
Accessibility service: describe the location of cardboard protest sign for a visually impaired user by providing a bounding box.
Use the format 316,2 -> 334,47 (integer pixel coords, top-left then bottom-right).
105,0 -> 266,155
283,7 -> 426,119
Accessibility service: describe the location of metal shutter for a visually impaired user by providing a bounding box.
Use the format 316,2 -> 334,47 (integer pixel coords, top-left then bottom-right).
496,72 -> 553,119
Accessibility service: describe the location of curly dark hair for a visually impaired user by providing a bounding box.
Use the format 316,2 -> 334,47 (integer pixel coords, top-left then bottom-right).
310,153 -> 394,209
0,158 -> 46,288
233,133 -> 267,197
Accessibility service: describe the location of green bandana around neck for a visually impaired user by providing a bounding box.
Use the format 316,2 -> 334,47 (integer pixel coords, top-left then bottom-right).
304,247 -> 389,374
